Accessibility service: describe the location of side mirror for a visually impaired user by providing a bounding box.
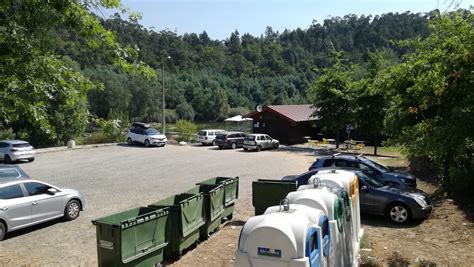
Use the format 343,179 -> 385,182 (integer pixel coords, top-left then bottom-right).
47,188 -> 59,195
360,185 -> 369,192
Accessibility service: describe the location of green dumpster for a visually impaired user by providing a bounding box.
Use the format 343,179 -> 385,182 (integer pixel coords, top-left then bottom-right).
92,206 -> 170,267
252,179 -> 298,215
197,176 -> 239,220
186,184 -> 225,240
149,192 -> 205,260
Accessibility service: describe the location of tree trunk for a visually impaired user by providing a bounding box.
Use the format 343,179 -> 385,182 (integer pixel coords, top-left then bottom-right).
373,133 -> 378,156
336,131 -> 340,149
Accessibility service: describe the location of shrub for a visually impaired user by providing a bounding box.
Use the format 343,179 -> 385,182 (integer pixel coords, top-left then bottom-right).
176,119 -> 197,142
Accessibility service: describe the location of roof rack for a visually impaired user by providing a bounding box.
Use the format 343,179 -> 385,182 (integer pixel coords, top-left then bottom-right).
332,153 -> 341,158
355,154 -> 364,159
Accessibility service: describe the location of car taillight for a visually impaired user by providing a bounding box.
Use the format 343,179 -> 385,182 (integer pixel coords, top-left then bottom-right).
224,135 -> 228,141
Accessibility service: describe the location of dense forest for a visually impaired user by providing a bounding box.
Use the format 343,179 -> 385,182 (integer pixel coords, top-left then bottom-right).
53,11 -> 431,122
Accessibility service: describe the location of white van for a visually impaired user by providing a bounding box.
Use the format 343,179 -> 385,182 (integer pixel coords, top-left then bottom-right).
195,129 -> 224,145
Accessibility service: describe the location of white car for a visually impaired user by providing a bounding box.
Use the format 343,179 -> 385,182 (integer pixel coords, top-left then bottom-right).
195,129 -> 225,145
127,123 -> 167,147
0,140 -> 35,163
243,134 -> 279,152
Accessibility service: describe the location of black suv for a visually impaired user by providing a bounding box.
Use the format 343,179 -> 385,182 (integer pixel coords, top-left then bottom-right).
308,154 -> 417,188
215,132 -> 246,149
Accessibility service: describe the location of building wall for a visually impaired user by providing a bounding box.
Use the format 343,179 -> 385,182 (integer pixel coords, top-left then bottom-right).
250,111 -> 319,145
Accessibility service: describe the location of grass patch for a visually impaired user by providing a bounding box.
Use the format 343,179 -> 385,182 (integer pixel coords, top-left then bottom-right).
75,132 -> 119,145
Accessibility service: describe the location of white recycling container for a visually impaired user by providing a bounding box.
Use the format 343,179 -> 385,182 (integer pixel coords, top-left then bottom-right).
308,169 -> 362,266
265,203 -> 330,267
287,185 -> 346,267
236,202 -> 325,267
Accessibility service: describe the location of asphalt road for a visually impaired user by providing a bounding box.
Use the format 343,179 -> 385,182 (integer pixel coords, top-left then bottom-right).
0,144 -> 312,266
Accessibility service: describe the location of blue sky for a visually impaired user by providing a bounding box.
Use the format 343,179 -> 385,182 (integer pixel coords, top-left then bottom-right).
100,0 -> 470,40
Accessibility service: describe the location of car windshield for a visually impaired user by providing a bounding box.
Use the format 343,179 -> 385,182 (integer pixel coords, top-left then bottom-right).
144,128 -> 160,135
13,143 -> 30,148
357,171 -> 384,188
362,158 -> 390,173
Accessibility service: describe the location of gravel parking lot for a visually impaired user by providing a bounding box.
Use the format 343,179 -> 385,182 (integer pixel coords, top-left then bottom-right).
0,144 -> 312,266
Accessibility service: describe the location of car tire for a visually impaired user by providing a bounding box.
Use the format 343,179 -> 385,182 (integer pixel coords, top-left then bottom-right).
28,158 -> 35,162
212,140 -> 216,146
0,221 -> 6,241
256,146 -> 261,152
4,155 -> 12,164
386,203 -> 411,224
274,143 -> 279,149
231,143 -> 237,149
218,146 -> 223,149
202,142 -> 206,146
144,139 -> 150,147
127,137 -> 133,145
243,148 -> 248,151
64,200 -> 81,221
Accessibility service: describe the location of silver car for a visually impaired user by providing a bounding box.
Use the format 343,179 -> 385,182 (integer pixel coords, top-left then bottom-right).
0,140 -> 35,163
0,179 -> 85,241
243,134 -> 279,152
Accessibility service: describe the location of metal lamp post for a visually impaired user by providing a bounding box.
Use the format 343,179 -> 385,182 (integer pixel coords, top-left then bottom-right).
162,56 -> 171,135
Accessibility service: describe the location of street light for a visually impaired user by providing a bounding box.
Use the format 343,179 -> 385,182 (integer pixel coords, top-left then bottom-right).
162,56 -> 171,135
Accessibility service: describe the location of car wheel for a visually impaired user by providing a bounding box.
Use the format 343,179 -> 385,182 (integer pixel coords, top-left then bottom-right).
243,148 -> 248,151
64,200 -> 81,221
28,158 -> 35,162
386,203 -> 411,224
127,137 -> 133,145
0,221 -> 6,241
4,155 -> 12,164
256,146 -> 261,152
212,140 -> 216,146
202,142 -> 206,146
218,146 -> 223,149
274,143 -> 279,149
231,143 -> 237,149
144,139 -> 150,147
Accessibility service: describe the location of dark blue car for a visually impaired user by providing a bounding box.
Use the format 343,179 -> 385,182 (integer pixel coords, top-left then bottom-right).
308,154 -> 417,188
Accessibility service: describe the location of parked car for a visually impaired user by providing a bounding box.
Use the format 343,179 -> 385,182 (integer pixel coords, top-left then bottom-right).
308,154 -> 417,188
243,134 -> 279,152
0,165 -> 30,180
0,179 -> 85,241
127,122 -> 167,147
282,168 -> 432,224
195,129 -> 225,145
0,140 -> 35,163
215,131 -> 246,149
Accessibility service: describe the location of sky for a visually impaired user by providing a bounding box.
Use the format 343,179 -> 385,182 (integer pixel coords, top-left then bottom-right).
99,0 -> 471,40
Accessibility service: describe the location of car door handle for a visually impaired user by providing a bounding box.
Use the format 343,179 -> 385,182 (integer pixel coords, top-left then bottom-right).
0,207 -> 8,211
32,202 -> 38,205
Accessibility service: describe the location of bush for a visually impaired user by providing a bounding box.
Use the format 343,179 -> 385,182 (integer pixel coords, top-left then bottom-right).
176,119 -> 197,142
93,118 -> 126,142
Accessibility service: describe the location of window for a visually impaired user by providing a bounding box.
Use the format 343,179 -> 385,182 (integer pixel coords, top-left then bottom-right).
24,182 -> 51,196
259,136 -> 265,141
265,136 -> 272,140
0,142 -> 8,148
12,142 -> 30,148
335,159 -> 350,167
322,220 -> 329,238
198,131 -> 206,136
310,232 -> 318,252
322,159 -> 334,167
0,185 -> 24,199
0,168 -> 21,179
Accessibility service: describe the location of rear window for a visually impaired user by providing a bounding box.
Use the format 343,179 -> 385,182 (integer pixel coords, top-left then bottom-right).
198,131 -> 206,136
13,143 -> 30,148
245,136 -> 256,141
216,134 -> 227,139
0,169 -> 20,179
0,184 -> 24,199
322,159 -> 334,167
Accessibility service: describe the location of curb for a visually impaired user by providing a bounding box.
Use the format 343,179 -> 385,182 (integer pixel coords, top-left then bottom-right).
35,142 -> 120,154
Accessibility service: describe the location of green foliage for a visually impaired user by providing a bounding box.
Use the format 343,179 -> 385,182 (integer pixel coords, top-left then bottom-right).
379,9 -> 473,193
175,119 -> 197,142
176,102 -> 195,121
93,118 -> 126,142
0,124 -> 15,140
0,1 -> 155,147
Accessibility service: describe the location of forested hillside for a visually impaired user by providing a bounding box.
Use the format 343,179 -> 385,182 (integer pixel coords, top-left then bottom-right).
53,11 -> 430,122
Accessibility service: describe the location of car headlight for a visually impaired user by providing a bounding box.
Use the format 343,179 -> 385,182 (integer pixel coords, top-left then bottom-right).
411,194 -> 428,207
